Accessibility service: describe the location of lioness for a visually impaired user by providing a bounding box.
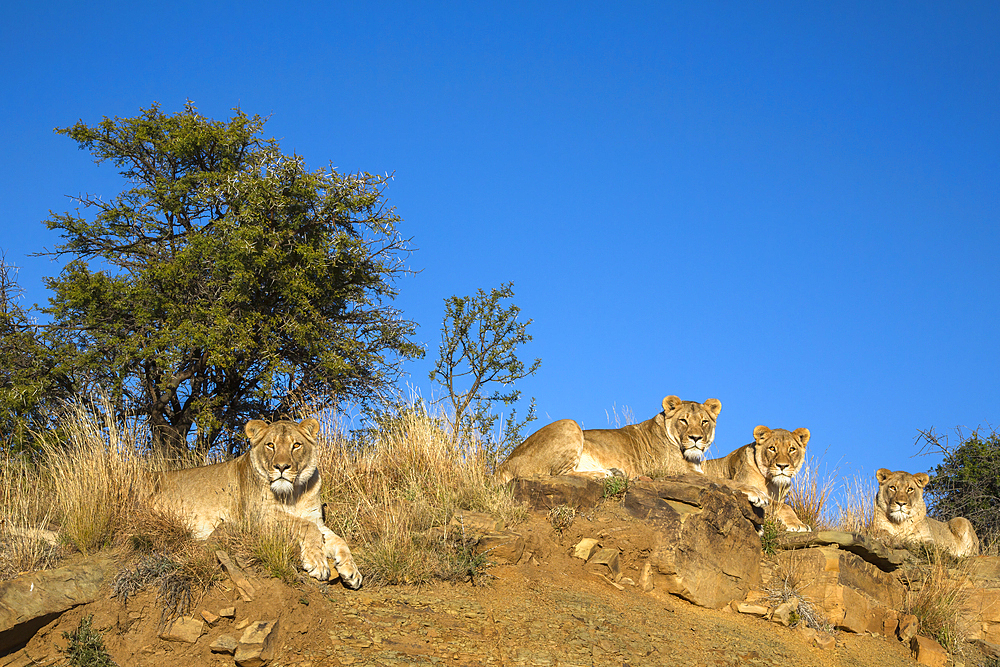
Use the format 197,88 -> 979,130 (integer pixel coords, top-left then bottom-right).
704,426 -> 811,532
152,418 -> 362,588
872,469 -> 979,558
496,396 -> 721,483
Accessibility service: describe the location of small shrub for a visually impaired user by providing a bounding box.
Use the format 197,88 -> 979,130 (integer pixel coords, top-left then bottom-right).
60,615 -> 117,667
547,505 -> 576,533
760,518 -> 782,557
766,567 -> 829,632
602,475 -> 628,501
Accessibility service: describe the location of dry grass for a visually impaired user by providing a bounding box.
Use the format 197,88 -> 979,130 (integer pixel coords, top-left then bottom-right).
786,461 -> 837,531
0,450 -> 60,579
315,401 -> 526,585
904,545 -> 973,653
835,472 -> 878,537
40,399 -> 154,556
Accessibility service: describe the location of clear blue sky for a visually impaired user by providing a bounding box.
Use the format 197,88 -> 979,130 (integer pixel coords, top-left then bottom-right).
2,2 -> 997,492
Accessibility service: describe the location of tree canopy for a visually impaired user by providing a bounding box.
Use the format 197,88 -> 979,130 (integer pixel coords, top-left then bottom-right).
35,102 -> 421,455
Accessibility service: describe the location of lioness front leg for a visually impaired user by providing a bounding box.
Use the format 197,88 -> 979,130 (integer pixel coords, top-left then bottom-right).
321,526 -> 363,589
297,522 -> 331,581
775,503 -> 810,532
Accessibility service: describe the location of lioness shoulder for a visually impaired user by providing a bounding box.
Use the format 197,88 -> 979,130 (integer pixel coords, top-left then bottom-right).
703,425 -> 810,532
872,468 -> 978,558
152,418 -> 362,588
496,395 -> 721,482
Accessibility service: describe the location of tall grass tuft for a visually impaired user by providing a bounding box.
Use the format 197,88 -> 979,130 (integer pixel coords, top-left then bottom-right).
786,462 -> 837,531
904,545 -> 972,653
0,449 -> 59,579
836,472 -> 878,537
41,398 -> 153,555
316,400 -> 526,585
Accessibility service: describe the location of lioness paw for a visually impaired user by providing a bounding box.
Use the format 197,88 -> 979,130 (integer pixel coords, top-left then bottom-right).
745,490 -> 768,508
301,547 -> 331,581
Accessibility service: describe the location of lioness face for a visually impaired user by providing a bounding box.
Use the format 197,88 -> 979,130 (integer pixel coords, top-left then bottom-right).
875,469 -> 929,524
752,426 -> 809,489
662,396 -> 722,464
245,418 -> 321,497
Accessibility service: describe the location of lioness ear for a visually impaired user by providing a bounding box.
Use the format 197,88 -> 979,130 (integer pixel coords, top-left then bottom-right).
876,468 -> 892,483
914,472 -> 930,488
753,425 -> 771,443
793,427 -> 811,446
703,398 -> 722,417
662,395 -> 683,413
299,418 -> 320,438
245,419 -> 268,440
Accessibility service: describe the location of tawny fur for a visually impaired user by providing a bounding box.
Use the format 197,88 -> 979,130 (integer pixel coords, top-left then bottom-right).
496,395 -> 769,508
152,418 -> 362,588
872,468 -> 979,558
704,425 -> 810,532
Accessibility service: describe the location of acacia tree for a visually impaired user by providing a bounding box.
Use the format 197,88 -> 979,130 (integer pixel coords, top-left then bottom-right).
429,282 -> 540,453
0,256 -> 75,450
40,102 -> 421,456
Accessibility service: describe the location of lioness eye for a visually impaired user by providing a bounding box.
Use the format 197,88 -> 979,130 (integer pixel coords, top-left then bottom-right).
701,419 -> 709,426
769,446 -> 776,452
889,486 -> 895,492
265,442 -> 274,450
789,447 -> 796,453
679,418 -> 688,425
292,442 -> 302,449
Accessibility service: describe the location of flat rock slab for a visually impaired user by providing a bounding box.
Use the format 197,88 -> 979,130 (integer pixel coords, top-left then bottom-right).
236,619 -> 279,667
0,555 -> 114,655
775,530 -> 909,571
510,475 -> 602,511
158,615 -> 204,643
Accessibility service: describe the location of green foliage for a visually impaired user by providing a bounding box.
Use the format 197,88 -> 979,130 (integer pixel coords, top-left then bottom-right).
602,475 -> 628,500
921,426 -> 1000,545
760,518 -> 781,556
60,615 -> 117,667
0,258 -> 74,451
429,282 -> 540,459
34,102 -> 420,455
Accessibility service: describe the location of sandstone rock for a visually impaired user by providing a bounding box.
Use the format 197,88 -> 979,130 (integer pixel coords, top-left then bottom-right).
510,475 -> 602,511
586,548 -> 621,579
217,551 -> 257,602
910,635 -> 948,667
573,538 -> 600,561
775,531 -> 909,571
219,606 -> 237,618
210,634 -> 239,654
865,605 -> 899,637
774,546 -> 904,633
798,626 -> 836,650
898,613 -> 919,643
623,475 -> 762,609
235,619 -> 279,667
201,610 -> 220,626
475,532 -> 524,564
772,601 -> 797,626
732,602 -> 769,617
638,562 -> 654,592
0,554 -> 114,655
158,616 -> 204,643
448,511 -> 503,537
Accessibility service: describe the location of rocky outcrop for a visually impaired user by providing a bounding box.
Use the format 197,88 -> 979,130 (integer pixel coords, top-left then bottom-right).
511,475 -> 603,511
0,555 -> 114,656
771,545 -> 906,635
623,475 -> 764,609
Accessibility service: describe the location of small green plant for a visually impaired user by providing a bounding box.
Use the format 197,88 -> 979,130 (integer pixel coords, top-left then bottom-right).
760,518 -> 781,556
60,615 -> 117,667
602,475 -> 628,500
547,505 -> 576,533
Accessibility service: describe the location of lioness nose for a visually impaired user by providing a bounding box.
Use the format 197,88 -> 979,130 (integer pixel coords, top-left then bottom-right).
275,463 -> 291,473
689,435 -> 702,444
